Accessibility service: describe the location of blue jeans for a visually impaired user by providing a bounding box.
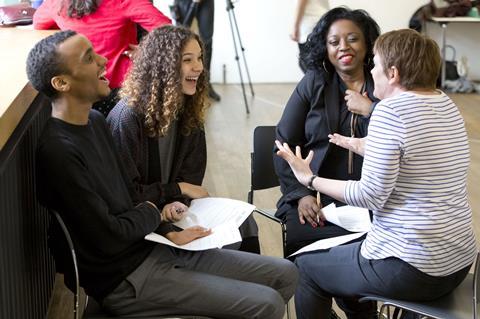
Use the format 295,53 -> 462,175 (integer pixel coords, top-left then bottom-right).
294,241 -> 470,319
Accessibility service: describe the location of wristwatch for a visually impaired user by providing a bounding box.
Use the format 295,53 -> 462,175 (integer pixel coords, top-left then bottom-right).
307,175 -> 317,191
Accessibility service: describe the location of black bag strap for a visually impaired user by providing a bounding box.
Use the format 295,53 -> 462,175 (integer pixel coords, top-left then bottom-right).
445,44 -> 456,61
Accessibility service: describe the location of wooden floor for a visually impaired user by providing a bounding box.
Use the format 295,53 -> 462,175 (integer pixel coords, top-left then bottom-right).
46,84 -> 480,319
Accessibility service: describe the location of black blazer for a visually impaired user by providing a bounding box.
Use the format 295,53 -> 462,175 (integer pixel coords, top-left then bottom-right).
274,69 -> 377,218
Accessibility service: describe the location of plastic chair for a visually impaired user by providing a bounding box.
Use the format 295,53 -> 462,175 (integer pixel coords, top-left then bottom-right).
50,210 -> 210,319
359,252 -> 480,319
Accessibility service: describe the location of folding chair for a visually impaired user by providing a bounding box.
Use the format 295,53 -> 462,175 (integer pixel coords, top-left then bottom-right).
248,126 -> 287,258
50,210 -> 210,319
360,252 -> 480,319
248,125 -> 292,318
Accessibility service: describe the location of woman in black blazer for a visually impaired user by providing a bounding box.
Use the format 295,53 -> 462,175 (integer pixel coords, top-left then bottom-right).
274,7 -> 380,256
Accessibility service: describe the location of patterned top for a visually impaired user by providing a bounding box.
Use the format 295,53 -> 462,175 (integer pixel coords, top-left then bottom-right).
345,91 -> 477,276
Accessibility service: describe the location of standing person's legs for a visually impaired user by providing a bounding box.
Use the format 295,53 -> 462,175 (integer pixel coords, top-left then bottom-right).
174,0 -> 191,25
196,0 -> 221,101
196,0 -> 214,72
103,246 -> 298,318
294,241 -> 471,319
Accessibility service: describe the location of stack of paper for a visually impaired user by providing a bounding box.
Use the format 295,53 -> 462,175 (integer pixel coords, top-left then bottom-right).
145,197 -> 255,251
289,203 -> 371,257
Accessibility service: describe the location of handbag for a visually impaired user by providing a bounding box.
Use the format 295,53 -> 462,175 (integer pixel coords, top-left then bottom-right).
0,3 -> 36,27
444,45 -> 459,81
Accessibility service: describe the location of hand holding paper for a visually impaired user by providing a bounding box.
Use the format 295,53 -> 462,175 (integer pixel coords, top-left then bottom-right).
145,197 -> 255,251
289,203 -> 371,257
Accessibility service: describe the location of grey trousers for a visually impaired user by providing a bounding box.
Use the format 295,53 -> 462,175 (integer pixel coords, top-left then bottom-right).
294,241 -> 470,319
102,245 -> 298,319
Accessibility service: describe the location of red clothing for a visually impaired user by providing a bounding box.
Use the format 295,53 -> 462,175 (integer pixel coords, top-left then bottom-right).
33,0 -> 171,88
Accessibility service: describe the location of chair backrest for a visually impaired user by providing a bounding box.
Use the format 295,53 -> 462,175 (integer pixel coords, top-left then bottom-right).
51,210 -> 80,319
474,251 -> 480,319
249,126 -> 279,204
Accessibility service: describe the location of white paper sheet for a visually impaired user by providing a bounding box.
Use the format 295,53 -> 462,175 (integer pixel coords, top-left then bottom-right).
173,197 -> 255,229
289,232 -> 367,257
322,203 -> 371,232
145,197 -> 254,251
145,222 -> 242,251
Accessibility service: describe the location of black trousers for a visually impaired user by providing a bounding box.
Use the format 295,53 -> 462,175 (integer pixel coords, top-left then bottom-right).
175,0 -> 214,72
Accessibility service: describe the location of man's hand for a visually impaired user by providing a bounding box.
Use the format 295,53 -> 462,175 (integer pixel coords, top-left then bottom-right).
161,201 -> 188,223
328,134 -> 365,157
165,226 -> 212,245
275,140 -> 313,187
298,195 -> 325,227
345,90 -> 373,117
178,182 -> 209,199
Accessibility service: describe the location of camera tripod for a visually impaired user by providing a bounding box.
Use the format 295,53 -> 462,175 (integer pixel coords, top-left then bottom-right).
226,0 -> 254,114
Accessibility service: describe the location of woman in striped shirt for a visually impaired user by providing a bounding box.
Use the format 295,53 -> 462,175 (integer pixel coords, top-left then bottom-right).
276,29 -> 477,319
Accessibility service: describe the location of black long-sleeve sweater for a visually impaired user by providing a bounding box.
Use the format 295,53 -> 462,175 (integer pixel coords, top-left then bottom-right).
36,110 -> 165,300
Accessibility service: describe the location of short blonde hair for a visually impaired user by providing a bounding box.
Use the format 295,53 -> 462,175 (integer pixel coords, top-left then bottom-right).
374,29 -> 441,90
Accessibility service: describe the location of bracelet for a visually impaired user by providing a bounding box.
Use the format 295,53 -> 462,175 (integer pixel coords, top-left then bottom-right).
307,174 -> 317,191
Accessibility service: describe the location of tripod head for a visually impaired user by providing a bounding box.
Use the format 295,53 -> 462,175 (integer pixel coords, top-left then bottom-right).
226,0 -> 235,11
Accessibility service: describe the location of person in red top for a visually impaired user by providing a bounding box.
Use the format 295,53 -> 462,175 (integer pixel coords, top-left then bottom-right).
33,0 -> 171,116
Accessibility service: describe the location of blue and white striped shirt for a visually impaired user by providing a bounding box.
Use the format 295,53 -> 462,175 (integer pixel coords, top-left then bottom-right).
345,91 -> 477,276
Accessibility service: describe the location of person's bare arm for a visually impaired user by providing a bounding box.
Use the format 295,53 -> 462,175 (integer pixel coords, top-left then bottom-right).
290,0 -> 308,42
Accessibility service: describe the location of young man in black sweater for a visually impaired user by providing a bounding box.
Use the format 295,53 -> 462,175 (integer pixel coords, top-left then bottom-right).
28,30 -> 297,318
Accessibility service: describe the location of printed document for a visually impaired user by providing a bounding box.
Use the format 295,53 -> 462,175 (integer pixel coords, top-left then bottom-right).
289,203 -> 371,257
145,197 -> 255,250
145,222 -> 242,251
321,203 -> 371,232
174,197 -> 255,229
289,232 -> 367,257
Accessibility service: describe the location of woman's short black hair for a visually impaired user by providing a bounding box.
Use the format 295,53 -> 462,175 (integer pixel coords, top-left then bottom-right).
26,30 -> 77,99
300,7 -> 380,73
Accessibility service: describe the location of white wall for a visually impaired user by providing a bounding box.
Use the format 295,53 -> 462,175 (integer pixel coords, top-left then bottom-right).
424,22 -> 480,81
155,0 -> 480,83
155,0 -> 304,84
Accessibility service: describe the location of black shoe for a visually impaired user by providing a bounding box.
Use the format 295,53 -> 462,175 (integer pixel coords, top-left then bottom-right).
209,86 -> 221,102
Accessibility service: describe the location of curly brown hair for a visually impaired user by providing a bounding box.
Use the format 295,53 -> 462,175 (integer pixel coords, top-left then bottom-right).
120,25 -> 210,137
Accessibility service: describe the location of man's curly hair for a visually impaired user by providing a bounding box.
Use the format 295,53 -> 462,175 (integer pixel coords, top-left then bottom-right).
26,30 -> 77,99
120,25 -> 209,137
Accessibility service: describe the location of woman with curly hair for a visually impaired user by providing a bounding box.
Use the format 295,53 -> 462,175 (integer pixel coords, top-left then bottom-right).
274,7 -> 381,256
107,25 -> 260,254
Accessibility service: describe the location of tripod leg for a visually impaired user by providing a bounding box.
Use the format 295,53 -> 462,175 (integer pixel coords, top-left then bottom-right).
231,9 -> 254,97
227,9 -> 250,114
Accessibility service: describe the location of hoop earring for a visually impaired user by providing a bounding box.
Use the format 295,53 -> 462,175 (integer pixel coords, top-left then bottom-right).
322,60 -> 329,74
